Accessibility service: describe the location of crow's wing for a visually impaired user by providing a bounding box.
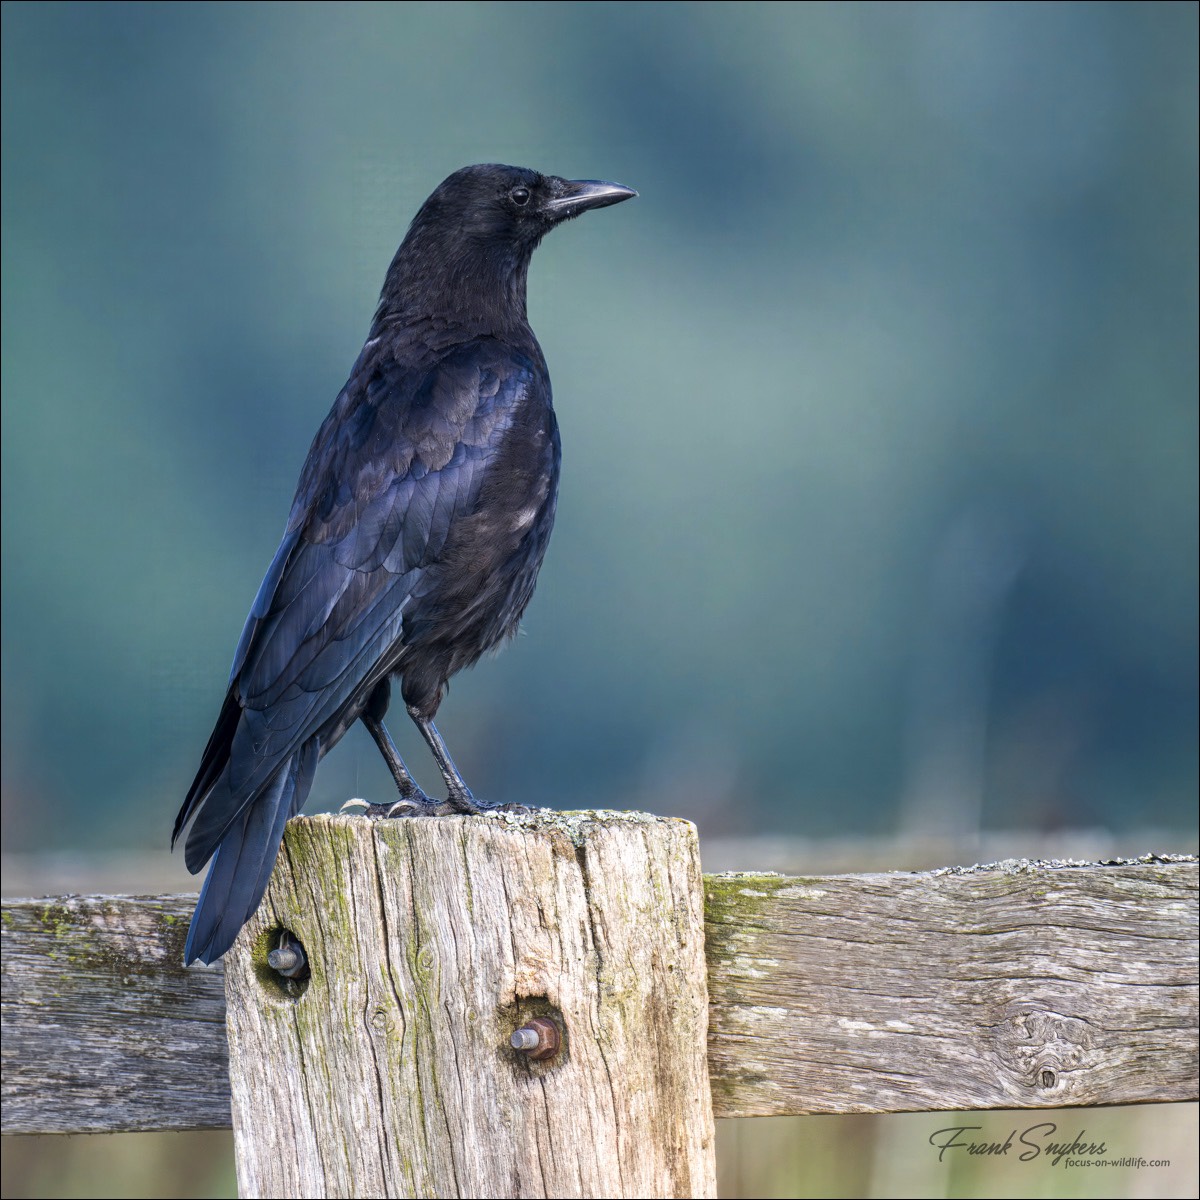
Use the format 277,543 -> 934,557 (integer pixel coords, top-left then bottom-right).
175,338 -> 537,869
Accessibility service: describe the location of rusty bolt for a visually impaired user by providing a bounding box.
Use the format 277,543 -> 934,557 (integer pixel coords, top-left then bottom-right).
510,1016 -> 560,1061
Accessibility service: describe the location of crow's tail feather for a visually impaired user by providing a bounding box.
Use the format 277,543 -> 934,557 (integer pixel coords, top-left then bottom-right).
172,690 -> 241,850
182,741 -> 318,966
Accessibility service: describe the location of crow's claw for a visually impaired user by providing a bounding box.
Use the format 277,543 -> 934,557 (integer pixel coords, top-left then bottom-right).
340,794 -> 469,818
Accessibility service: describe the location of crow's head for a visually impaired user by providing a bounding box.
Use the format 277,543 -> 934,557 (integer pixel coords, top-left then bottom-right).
381,163 -> 635,326
417,163 -> 636,248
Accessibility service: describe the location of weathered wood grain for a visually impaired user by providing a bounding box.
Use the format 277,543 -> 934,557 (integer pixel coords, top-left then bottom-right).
3,853 -> 1196,1139
707,857 -> 1199,1116
0,893 -> 228,1134
223,811 -> 716,1199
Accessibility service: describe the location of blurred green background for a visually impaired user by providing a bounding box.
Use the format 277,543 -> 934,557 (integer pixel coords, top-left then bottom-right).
2,0 -> 1197,849
1,2 -> 1196,1197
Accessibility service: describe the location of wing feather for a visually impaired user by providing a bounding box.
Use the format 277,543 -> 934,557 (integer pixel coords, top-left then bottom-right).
178,339 -> 537,863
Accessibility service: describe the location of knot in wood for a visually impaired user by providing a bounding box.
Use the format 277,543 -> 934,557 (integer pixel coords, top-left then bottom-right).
993,1008 -> 1094,1093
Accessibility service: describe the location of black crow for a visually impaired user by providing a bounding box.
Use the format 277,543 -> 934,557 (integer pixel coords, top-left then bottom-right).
172,164 -> 635,964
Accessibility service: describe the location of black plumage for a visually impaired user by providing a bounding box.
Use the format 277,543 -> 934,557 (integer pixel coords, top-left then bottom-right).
172,164 -> 635,965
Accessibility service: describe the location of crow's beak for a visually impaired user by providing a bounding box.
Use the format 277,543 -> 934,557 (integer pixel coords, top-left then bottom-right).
545,179 -> 638,219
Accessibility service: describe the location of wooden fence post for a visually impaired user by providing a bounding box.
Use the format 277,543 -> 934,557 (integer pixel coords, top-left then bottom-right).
221,810 -> 717,1199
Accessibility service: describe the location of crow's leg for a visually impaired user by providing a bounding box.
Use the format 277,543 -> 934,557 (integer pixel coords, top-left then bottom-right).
344,681 -> 458,817
407,706 -> 530,816
408,707 -> 480,813
362,714 -> 424,799
362,679 -> 425,798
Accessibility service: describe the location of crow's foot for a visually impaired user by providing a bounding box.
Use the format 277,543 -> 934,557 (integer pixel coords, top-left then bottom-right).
340,795 -> 459,818
441,788 -> 534,816
340,795 -> 533,818
470,798 -> 533,815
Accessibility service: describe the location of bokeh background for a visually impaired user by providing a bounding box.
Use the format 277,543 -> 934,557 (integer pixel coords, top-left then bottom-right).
2,2 -> 1196,1198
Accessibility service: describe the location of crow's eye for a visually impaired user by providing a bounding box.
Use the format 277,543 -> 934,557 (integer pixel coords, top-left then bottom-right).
510,187 -> 531,207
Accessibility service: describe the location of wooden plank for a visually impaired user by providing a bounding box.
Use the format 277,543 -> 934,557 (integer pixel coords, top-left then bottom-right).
706,857 -> 1199,1116
2,855 -> 1196,1135
0,893 -> 228,1134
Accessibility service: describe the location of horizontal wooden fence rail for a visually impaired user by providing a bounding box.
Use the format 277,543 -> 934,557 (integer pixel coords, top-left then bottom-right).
705,856 -> 1198,1117
4,822 -> 1194,1142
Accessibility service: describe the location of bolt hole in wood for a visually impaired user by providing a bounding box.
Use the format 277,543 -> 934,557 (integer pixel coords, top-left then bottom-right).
257,926 -> 310,999
1041,1068 -> 1057,1089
